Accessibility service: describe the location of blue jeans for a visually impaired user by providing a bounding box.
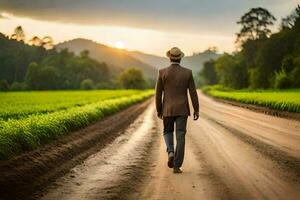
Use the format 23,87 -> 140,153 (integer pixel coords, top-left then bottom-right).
163,116 -> 188,168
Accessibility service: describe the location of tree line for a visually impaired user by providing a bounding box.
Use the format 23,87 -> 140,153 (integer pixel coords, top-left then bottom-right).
0,27 -> 148,91
200,5 -> 300,89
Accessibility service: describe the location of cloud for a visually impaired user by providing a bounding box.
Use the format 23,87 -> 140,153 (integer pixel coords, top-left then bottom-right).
0,0 -> 297,34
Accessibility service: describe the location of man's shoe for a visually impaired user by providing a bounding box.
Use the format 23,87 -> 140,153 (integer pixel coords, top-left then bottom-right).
167,152 -> 174,168
173,167 -> 183,173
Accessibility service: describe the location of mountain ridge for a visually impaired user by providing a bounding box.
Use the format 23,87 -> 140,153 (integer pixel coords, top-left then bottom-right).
128,49 -> 221,73
56,38 -> 158,79
56,38 -> 221,78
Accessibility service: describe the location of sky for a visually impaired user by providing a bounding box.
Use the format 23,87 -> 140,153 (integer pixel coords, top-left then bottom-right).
0,0 -> 299,56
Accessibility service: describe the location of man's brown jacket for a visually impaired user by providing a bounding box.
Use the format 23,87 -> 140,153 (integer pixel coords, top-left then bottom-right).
155,63 -> 199,117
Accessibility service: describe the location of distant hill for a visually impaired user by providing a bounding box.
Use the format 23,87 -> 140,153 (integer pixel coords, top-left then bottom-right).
129,51 -> 169,69
181,51 -> 221,72
57,39 -> 220,78
56,39 -> 158,79
0,33 -> 115,90
129,50 -> 221,73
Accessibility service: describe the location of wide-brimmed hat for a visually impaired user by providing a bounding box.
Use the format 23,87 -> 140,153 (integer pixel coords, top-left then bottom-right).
166,47 -> 184,60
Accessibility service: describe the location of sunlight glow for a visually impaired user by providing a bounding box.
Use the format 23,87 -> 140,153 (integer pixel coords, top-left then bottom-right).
0,12 -> 235,55
114,41 -> 125,49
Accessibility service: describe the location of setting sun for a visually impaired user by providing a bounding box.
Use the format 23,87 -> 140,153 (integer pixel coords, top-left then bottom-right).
114,41 -> 125,49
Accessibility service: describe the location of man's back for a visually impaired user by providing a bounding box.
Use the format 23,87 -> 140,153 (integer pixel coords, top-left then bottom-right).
155,63 -> 199,117
156,47 -> 199,173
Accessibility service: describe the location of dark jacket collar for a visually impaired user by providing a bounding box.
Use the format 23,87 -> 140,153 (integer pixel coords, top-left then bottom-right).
170,62 -> 180,65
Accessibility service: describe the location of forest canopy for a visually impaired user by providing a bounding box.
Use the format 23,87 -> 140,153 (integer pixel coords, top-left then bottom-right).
199,6 -> 300,89
0,28 -> 147,90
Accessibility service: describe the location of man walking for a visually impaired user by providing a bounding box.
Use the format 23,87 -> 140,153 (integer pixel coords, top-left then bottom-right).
155,47 -> 199,173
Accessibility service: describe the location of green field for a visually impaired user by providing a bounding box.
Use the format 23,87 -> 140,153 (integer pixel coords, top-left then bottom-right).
202,85 -> 300,113
0,90 -> 142,120
0,90 -> 153,160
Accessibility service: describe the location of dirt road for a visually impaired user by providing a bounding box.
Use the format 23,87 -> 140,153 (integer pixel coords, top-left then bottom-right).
38,92 -> 300,200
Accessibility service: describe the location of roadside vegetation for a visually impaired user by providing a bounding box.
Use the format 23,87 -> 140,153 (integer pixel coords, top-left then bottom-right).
199,6 -> 300,90
203,85 -> 300,113
0,90 -> 153,160
199,6 -> 300,113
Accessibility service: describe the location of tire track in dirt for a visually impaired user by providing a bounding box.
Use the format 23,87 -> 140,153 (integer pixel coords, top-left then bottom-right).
39,105 -> 159,200
188,116 -> 300,200
133,92 -> 300,200
202,114 -> 300,182
199,92 -> 300,159
130,117 -> 233,200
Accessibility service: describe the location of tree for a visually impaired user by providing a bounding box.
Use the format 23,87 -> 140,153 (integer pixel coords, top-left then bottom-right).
80,79 -> 94,90
199,60 -> 218,85
280,5 -> 300,30
0,79 -> 9,91
0,31 -> 114,90
215,53 -> 248,89
281,54 -> 295,73
274,69 -> 291,89
42,36 -> 54,49
200,5 -> 299,89
10,82 -> 26,91
283,54 -> 300,88
146,78 -> 156,89
207,46 -> 218,53
118,68 -> 146,89
37,66 -> 61,90
251,32 -> 295,88
28,36 -> 54,49
10,26 -> 25,41
29,36 -> 43,46
25,62 -> 40,89
290,64 -> 300,88
80,50 -> 90,58
236,7 -> 276,45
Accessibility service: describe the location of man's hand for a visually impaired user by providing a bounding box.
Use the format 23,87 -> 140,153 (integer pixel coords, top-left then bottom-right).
157,112 -> 163,119
193,112 -> 199,120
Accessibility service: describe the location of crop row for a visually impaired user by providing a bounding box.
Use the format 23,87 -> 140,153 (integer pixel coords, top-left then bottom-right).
0,91 -> 153,160
0,90 -> 141,120
203,86 -> 300,113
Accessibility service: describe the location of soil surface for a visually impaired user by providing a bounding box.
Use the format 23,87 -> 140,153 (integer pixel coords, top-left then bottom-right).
1,92 -> 300,200
0,98 -> 153,200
